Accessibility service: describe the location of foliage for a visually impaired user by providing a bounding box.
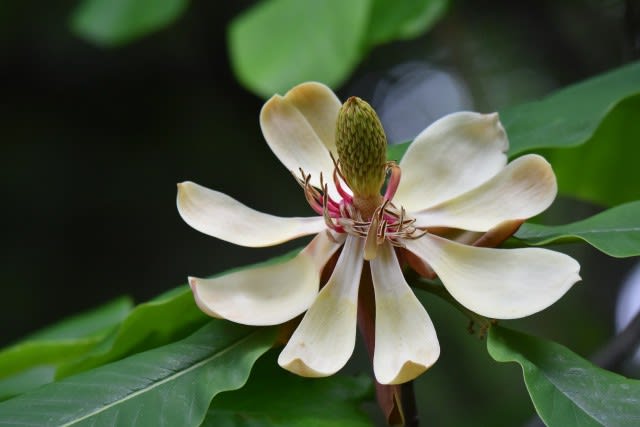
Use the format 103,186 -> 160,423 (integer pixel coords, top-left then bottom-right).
515,201 -> 640,258
203,350 -> 373,427
488,326 -> 640,427
71,0 -> 188,46
0,297 -> 133,400
0,321 -> 276,426
228,0 -> 449,98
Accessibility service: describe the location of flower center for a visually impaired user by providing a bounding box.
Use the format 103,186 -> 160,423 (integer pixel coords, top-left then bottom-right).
296,161 -> 422,260
297,96 -> 424,260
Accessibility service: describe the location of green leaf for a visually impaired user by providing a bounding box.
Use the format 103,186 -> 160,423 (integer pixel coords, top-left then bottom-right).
488,326 -> 640,427
366,0 -> 448,46
57,285 -> 207,378
0,321 -> 276,427
0,367 -> 56,402
545,95 -> 640,205
515,201 -> 640,257
501,61 -> 640,205
229,0 -> 369,99
71,0 -> 188,46
502,60 -> 640,156
24,296 -> 133,341
228,0 -> 448,98
204,350 -> 373,427
0,297 -> 133,400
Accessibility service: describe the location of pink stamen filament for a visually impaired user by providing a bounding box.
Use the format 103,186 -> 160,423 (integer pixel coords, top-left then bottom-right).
383,162 -> 401,201
298,163 -> 420,246
333,168 -> 353,204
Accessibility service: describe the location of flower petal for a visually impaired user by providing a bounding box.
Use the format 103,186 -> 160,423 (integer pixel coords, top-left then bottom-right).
394,112 -> 508,212
189,231 -> 342,326
177,181 -> 325,247
284,82 -> 341,156
260,82 -> 340,190
278,235 -> 364,377
371,243 -> 439,384
412,154 -> 557,231
405,234 -> 581,319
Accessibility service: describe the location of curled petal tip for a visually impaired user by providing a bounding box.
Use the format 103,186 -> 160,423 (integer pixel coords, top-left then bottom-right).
278,356 -> 332,378
377,360 -> 433,385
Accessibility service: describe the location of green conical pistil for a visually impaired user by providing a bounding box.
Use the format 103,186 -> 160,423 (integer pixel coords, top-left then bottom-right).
335,97 -> 387,198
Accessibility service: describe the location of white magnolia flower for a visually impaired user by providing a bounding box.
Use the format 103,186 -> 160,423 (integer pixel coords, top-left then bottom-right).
177,82 -> 580,385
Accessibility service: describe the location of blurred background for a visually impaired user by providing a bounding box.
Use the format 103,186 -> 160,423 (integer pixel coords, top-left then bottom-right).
1,0 -> 638,425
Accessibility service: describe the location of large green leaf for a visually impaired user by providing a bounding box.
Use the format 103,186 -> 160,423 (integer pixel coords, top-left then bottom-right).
71,0 -> 188,46
545,95 -> 640,205
515,201 -> 640,257
501,60 -> 640,156
203,350 -> 373,427
228,0 -> 448,98
502,61 -> 640,205
0,297 -> 133,400
488,326 -> 640,427
57,285 -> 207,378
0,321 -> 276,426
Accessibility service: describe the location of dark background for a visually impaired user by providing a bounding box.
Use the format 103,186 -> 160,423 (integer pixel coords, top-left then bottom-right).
1,0 -> 638,409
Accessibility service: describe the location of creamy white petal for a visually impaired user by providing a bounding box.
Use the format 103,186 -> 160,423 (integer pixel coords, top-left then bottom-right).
394,112 -> 508,212
283,82 -> 341,156
189,232 -> 342,326
279,235 -> 364,377
260,82 -> 339,192
413,155 -> 557,231
405,234 -> 580,319
177,181 -> 325,247
371,243 -> 439,384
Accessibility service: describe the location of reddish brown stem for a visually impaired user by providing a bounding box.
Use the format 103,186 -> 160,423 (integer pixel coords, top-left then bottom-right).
358,264 -> 419,426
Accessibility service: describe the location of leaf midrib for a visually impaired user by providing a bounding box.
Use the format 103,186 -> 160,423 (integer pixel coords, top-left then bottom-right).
536,365 -> 606,426
61,330 -> 260,427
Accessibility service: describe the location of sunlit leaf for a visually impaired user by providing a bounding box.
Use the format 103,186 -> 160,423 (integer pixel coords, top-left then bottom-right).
515,201 -> 640,257
0,297 -> 133,400
488,326 -> 640,427
0,297 -> 132,374
71,0 -> 188,46
56,285 -> 207,378
229,0 -> 369,99
24,296 -> 133,341
0,321 -> 276,427
366,0 -> 449,45
203,350 -> 373,427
